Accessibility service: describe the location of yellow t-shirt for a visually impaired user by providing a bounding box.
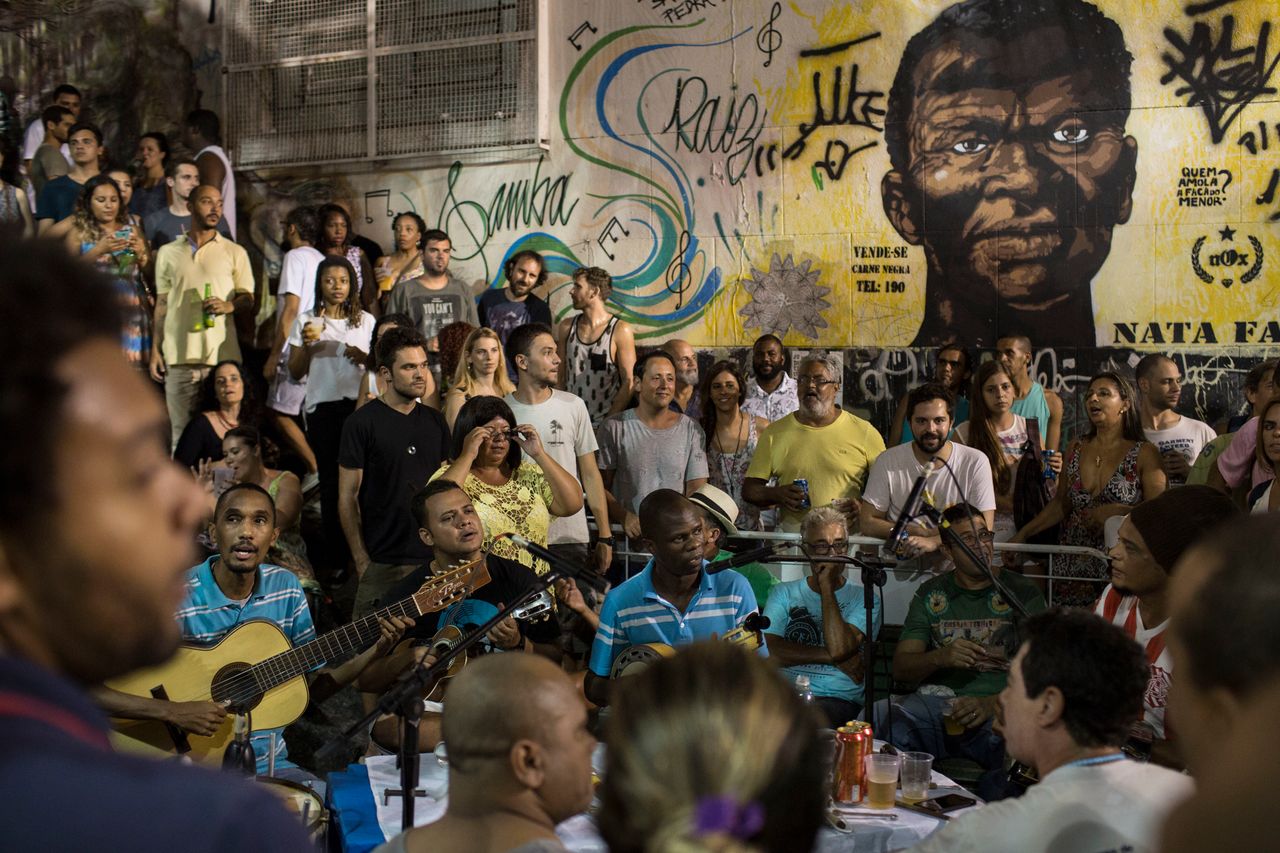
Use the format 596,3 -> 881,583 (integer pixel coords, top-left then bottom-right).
745,410 -> 886,531
155,232 -> 255,367
429,461 -> 556,575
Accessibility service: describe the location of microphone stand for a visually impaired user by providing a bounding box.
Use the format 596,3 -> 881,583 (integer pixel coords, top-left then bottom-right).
319,539 -> 602,830
761,552 -> 894,735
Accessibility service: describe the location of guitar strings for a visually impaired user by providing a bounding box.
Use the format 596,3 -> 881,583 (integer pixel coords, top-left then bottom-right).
205,571 -> 469,705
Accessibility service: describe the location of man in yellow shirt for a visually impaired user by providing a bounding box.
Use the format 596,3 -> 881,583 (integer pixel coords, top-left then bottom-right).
150,185 -> 254,447
743,353 -> 885,531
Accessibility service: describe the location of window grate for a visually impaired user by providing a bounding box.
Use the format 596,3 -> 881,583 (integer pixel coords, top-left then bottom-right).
223,0 -> 540,169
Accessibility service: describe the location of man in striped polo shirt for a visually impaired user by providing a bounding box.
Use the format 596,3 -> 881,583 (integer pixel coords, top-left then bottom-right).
1095,485 -> 1237,767
584,489 -> 764,707
99,483 -> 409,783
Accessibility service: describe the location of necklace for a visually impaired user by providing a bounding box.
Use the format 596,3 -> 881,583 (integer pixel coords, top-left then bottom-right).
213,409 -> 238,431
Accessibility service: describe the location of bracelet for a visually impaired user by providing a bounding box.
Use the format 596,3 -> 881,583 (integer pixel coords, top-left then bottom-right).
596,535 -> 615,546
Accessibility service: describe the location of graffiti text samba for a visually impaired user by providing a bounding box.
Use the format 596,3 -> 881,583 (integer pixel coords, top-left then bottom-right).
437,156 -> 580,263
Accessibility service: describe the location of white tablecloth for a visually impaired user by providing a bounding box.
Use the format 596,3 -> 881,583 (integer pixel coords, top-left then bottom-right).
356,742 -> 974,852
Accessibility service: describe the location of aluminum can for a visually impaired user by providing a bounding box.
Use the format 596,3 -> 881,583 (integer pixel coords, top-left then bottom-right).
831,721 -> 873,803
794,478 -> 811,509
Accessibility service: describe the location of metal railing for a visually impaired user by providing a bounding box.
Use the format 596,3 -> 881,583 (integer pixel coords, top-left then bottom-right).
597,525 -> 1109,617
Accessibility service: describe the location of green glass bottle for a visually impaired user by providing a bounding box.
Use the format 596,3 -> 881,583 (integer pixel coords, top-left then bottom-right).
202,282 -> 215,329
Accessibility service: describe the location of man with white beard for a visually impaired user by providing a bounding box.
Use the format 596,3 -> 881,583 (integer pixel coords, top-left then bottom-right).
661,338 -> 701,418
743,353 -> 885,532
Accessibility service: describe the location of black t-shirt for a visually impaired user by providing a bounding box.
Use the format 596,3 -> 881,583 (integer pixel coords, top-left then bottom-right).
386,555 -> 561,647
337,399 -> 451,564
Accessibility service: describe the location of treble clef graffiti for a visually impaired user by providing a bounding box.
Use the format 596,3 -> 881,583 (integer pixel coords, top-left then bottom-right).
666,229 -> 693,310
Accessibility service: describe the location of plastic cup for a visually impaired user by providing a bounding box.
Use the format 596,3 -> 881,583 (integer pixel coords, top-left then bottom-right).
941,698 -> 965,736
900,752 -> 934,803
863,753 -> 901,809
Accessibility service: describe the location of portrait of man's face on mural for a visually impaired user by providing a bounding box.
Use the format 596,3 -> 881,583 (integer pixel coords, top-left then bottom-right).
882,0 -> 1138,347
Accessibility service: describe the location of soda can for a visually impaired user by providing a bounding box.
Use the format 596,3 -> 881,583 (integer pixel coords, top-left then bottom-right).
1041,449 -> 1058,481
831,721 -> 873,803
794,478 -> 811,509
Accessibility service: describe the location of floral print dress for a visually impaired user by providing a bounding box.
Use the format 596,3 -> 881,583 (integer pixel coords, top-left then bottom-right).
709,417 -> 762,531
1054,441 -> 1145,606
80,239 -> 152,371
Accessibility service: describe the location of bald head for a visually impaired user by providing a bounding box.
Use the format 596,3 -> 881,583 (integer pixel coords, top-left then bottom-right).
638,489 -> 694,539
442,653 -> 575,771
661,339 -> 698,388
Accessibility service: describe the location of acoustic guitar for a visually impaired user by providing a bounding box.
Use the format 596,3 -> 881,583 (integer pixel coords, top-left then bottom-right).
608,612 -> 770,679
108,562 -> 475,764
418,587 -> 556,701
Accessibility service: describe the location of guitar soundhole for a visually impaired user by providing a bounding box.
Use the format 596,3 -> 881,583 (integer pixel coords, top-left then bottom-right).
211,662 -> 262,714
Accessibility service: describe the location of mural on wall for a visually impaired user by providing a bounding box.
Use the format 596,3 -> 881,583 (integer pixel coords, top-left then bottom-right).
226,0 -> 1276,356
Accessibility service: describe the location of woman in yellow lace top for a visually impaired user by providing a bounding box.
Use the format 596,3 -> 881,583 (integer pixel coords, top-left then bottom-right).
430,396 -> 583,574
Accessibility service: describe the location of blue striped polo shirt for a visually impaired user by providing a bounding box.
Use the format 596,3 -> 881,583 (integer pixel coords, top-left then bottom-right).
588,560 -> 765,678
176,557 -> 316,772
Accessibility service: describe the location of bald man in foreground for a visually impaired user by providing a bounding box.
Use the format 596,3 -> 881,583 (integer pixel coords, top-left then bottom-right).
375,654 -> 595,853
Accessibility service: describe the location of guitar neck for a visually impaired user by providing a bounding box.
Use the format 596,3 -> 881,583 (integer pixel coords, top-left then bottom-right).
248,582 -> 440,693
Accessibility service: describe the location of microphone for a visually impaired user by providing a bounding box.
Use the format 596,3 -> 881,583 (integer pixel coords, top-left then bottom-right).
742,612 -> 771,633
497,533 -> 609,592
886,461 -> 935,558
705,543 -> 777,574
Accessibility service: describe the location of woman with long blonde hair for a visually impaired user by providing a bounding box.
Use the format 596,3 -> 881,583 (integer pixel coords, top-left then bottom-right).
443,326 -> 515,430
599,643 -> 825,853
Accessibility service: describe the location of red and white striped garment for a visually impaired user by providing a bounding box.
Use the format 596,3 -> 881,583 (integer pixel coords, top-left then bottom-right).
1095,585 -> 1172,740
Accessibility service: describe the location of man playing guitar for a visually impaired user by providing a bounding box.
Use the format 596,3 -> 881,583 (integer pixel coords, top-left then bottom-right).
584,489 -> 766,708
357,479 -> 562,751
97,482 -> 412,782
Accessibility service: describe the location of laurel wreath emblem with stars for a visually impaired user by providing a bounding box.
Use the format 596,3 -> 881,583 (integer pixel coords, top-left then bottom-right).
1191,236 -> 1263,288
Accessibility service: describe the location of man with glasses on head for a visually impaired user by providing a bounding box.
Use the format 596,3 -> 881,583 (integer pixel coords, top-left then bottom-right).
762,506 -> 881,727
873,505 -> 1045,782
743,352 -> 885,532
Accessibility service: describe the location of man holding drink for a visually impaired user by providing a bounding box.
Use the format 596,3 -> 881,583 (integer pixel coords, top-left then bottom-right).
872,506 -> 1045,783
908,609 -> 1191,852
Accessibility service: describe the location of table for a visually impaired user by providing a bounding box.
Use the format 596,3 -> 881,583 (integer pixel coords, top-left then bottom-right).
327,747 -> 976,853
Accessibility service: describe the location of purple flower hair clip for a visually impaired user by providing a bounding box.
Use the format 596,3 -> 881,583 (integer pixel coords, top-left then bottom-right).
692,795 -> 765,840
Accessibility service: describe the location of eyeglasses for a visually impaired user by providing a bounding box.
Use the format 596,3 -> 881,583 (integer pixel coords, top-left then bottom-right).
804,541 -> 848,555
796,376 -> 837,388
951,530 -> 995,547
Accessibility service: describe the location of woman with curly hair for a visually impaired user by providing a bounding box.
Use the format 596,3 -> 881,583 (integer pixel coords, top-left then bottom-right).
64,173 -> 152,371
599,642 -> 825,853
174,359 -> 265,468
443,326 -> 515,430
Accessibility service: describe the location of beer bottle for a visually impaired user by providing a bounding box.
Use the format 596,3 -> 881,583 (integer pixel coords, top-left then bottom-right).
202,282 -> 216,329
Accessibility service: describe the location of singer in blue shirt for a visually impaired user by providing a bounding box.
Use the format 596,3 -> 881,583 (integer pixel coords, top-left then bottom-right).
585,490 -> 762,707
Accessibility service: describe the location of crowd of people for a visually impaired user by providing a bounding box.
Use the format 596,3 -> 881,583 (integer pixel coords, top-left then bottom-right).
2,80 -> 1280,853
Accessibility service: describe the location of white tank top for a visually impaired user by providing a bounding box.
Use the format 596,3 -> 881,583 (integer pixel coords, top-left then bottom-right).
197,144 -> 236,239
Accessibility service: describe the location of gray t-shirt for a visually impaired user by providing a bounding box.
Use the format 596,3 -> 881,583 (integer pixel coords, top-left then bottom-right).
506,389 -> 597,545
385,273 -> 479,343
596,410 -> 709,514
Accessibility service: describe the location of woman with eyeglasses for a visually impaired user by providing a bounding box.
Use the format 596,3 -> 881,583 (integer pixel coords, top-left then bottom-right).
430,396 -> 583,575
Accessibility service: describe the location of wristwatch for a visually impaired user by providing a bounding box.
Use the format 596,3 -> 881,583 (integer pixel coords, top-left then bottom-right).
596,535 -> 615,546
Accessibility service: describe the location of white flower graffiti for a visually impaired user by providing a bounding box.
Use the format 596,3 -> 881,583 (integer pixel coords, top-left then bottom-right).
738,253 -> 830,339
